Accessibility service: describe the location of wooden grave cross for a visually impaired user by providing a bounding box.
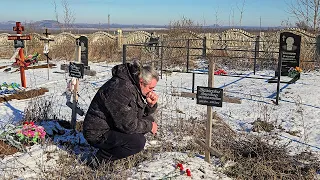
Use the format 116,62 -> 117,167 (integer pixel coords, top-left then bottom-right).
195,59 -> 223,163
67,61 -> 85,130
67,39 -> 86,130
40,28 -> 54,80
7,22 -> 32,88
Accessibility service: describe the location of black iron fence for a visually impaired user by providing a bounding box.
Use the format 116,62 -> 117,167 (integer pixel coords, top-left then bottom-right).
122,35 -> 320,77
122,37 -> 278,75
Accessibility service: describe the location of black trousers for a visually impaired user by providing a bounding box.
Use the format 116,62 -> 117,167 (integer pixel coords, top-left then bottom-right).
93,130 -> 146,162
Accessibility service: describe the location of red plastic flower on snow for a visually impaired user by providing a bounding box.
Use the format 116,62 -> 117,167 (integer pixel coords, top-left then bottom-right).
177,163 -> 184,171
186,169 -> 191,176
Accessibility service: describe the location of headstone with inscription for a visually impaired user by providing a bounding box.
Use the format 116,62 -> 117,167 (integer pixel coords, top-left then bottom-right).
76,36 -> 89,67
278,32 -> 301,76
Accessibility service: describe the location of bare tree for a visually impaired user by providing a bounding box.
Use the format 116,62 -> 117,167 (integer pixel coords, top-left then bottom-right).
52,0 -> 75,32
212,7 -> 223,32
228,7 -> 235,27
52,0 -> 61,30
61,0 -> 75,32
237,0 -> 246,27
288,0 -> 320,32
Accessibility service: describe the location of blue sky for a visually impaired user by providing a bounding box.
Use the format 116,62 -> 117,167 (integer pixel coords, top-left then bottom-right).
0,0 -> 293,27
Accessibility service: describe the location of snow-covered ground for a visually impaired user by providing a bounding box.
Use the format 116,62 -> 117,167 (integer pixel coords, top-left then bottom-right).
1,59 -> 320,179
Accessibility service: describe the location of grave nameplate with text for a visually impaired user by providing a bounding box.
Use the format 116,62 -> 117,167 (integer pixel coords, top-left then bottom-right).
196,86 -> 223,107
69,62 -> 84,78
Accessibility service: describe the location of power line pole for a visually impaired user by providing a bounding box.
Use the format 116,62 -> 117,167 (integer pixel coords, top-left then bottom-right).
108,14 -> 110,33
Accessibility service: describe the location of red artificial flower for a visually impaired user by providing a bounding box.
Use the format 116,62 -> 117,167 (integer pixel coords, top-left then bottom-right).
29,122 -> 35,126
23,121 -> 29,125
177,163 -> 184,171
214,69 -> 228,75
177,163 -> 182,168
179,165 -> 184,171
186,169 -> 191,176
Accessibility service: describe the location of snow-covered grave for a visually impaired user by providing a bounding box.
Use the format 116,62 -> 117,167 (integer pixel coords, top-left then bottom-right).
0,59 -> 320,179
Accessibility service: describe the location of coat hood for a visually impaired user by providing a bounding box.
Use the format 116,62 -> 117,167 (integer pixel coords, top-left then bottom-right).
112,62 -> 141,91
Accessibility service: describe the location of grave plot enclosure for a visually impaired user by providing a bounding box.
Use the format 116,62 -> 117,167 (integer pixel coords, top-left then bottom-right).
122,29 -> 319,75
122,37 -> 206,75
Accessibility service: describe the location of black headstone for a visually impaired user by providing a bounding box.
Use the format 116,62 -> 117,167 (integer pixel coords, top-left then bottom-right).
278,32 -> 301,76
316,35 -> 320,56
76,36 -> 88,67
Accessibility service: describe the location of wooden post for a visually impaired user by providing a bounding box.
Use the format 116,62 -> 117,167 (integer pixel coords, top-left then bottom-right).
254,35 -> 260,75
70,41 -> 81,130
19,48 -> 26,87
186,39 -> 190,72
118,29 -> 123,49
160,41 -> 163,79
205,59 -> 215,162
46,45 -> 49,80
276,52 -> 282,105
192,73 -> 195,100
151,45 -> 155,68
71,78 -> 79,129
122,44 -> 127,64
7,22 -> 32,88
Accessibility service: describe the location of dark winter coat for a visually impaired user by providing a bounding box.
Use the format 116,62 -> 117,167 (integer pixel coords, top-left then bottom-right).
83,63 -> 157,145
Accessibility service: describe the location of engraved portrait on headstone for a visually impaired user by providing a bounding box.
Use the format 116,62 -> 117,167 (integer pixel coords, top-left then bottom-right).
282,36 -> 297,51
278,32 -> 301,76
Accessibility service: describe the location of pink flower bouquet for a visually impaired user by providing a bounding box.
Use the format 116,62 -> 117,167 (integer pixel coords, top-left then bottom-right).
16,121 -> 46,145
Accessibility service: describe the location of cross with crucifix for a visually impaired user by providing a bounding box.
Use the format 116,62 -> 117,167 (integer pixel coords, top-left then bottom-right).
40,28 -> 54,80
7,22 -> 32,88
40,28 -> 54,55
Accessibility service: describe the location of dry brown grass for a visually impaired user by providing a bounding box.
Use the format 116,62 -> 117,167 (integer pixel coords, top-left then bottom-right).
50,39 -> 75,61
23,94 -> 53,123
89,40 -> 119,62
208,113 -> 320,180
220,135 -> 319,179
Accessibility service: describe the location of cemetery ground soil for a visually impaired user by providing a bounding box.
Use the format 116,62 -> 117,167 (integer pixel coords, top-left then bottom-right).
0,140 -> 19,158
0,88 -> 48,103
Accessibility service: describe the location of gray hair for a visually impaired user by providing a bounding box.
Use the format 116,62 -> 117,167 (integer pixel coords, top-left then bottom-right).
139,65 -> 159,85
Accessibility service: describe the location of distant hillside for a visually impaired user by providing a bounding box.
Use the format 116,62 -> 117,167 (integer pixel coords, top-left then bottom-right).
0,20 -> 283,33
0,20 -> 168,30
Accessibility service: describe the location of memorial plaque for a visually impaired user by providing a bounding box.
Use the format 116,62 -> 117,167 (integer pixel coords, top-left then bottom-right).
69,62 -> 84,78
196,86 -> 223,107
8,35 -> 31,40
76,36 -> 88,66
279,32 -> 301,76
14,40 -> 24,48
